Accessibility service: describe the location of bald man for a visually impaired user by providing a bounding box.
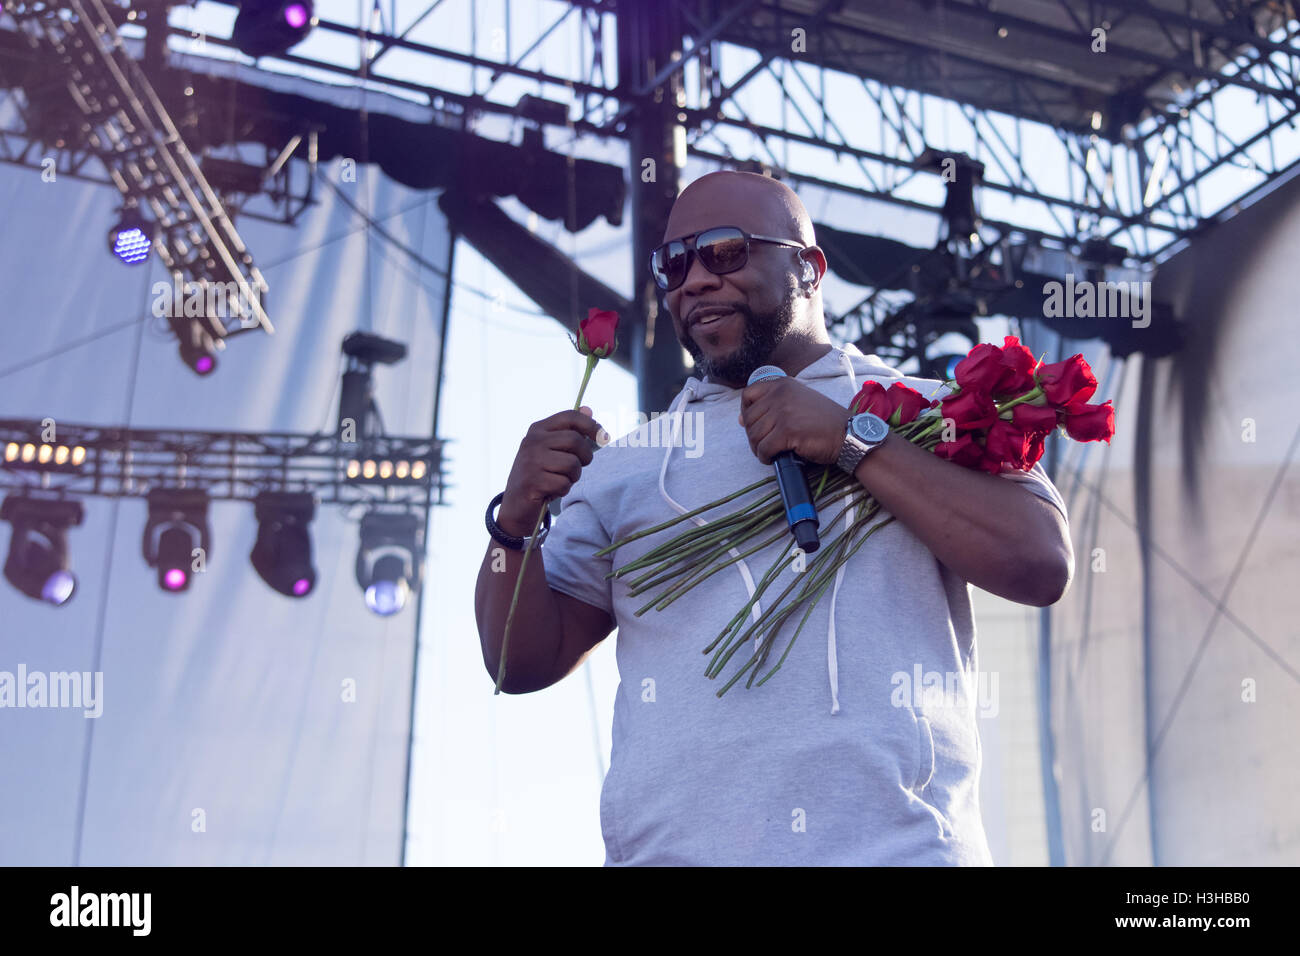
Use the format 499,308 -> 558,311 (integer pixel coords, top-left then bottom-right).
476,170 -> 1073,866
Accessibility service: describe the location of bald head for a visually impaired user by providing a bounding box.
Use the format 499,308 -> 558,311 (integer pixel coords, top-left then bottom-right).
654,170 -> 831,388
664,171 -> 815,247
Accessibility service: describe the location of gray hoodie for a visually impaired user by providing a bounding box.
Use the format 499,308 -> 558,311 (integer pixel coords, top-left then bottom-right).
541,342 -> 1067,865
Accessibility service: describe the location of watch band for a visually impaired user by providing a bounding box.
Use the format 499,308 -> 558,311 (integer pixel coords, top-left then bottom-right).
836,414 -> 887,474
836,423 -> 872,475
486,491 -> 551,551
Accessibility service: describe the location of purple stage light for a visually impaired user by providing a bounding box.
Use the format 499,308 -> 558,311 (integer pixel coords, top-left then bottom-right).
283,3 -> 309,28
163,567 -> 187,590
41,570 -> 76,606
195,355 -> 215,374
112,227 -> 152,264
292,577 -> 312,596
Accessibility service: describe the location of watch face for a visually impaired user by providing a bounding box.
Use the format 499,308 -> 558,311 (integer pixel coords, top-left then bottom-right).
851,412 -> 890,443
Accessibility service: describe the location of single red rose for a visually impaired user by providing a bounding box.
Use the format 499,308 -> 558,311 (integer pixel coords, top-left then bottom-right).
887,382 -> 935,425
1010,403 -> 1058,434
933,432 -> 984,468
996,335 -> 1038,396
953,343 -> 1004,393
1061,399 -> 1115,442
848,381 -> 893,418
985,420 -> 1031,469
576,307 -> 619,358
1037,353 -> 1097,406
940,389 -> 998,431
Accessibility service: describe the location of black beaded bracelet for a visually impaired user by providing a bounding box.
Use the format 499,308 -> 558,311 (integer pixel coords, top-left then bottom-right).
486,491 -> 552,551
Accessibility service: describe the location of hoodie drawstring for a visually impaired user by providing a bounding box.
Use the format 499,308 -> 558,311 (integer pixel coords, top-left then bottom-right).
657,347 -> 868,714
657,382 -> 765,649
822,349 -> 859,716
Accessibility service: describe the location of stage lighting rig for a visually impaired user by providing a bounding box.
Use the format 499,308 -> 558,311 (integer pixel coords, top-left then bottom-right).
4,440 -> 88,474
108,206 -> 155,266
250,491 -> 316,598
337,331 -> 406,442
355,511 -> 423,617
142,489 -> 211,593
166,312 -> 220,377
1,495 -> 83,607
232,1 -> 317,59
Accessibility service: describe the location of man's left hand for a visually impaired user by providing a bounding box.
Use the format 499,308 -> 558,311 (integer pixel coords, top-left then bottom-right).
738,377 -> 849,466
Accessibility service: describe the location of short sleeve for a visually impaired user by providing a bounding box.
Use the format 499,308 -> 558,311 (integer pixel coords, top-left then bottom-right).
541,484 -> 616,618
997,459 -> 1069,522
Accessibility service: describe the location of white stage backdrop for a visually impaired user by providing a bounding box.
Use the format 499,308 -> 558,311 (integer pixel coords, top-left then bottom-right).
0,154 -> 448,864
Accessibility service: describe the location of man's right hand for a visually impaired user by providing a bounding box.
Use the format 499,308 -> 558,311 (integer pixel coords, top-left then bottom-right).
496,405 -> 606,537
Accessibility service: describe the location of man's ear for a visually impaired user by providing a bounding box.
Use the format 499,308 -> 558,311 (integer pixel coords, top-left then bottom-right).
799,247 -> 826,292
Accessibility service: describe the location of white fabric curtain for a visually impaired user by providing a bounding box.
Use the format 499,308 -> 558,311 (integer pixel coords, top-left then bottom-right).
0,154 -> 449,865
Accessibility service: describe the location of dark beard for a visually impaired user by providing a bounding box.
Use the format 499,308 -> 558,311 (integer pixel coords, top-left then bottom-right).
679,299 -> 796,388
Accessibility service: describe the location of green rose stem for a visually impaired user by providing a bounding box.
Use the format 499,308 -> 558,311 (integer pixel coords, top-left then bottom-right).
494,353 -> 600,695
594,477 -> 776,562
710,495 -> 882,686
634,482 -> 861,609
626,504 -> 783,597
707,498 -> 876,682
610,466 -> 847,583
748,516 -> 896,692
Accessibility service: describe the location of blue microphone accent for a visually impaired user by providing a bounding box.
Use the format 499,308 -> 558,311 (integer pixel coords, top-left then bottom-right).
787,503 -> 817,524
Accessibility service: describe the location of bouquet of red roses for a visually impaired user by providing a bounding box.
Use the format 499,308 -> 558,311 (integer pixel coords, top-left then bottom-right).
594,336 -> 1113,698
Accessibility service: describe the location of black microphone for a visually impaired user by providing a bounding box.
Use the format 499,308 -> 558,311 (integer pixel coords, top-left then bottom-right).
746,365 -> 820,554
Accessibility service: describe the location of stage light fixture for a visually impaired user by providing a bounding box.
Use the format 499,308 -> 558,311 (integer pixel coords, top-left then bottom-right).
355,511 -> 423,617
2,440 -> 90,475
232,0 -> 317,59
142,489 -> 210,593
250,491 -> 317,598
167,313 -> 219,376
1,496 -> 84,606
107,208 -> 155,265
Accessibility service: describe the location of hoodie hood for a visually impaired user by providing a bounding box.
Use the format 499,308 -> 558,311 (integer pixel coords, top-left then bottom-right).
654,343 -> 941,716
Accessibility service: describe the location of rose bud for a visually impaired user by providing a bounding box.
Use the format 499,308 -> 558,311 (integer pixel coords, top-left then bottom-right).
940,389 -> 999,432
985,420 -> 1031,469
887,382 -> 936,426
1061,399 -> 1115,442
1037,353 -> 1098,406
996,335 -> 1038,396
849,380 -> 894,418
934,432 -> 984,468
953,343 -> 1004,393
1011,403 -> 1059,434
575,307 -> 620,358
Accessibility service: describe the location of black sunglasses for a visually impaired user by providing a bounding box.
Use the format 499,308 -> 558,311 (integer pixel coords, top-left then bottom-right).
649,226 -> 806,292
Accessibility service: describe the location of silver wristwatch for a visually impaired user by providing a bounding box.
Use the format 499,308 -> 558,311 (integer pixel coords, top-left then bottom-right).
835,412 -> 890,474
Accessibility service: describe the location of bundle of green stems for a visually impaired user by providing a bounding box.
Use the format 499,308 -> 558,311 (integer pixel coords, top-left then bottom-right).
594,410 -> 949,696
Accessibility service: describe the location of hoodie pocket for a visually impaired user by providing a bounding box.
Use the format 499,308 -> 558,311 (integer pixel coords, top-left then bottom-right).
911,712 -> 953,839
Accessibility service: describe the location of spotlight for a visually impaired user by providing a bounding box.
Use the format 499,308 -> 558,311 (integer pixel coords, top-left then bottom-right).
1,496 -> 84,606
250,491 -> 316,598
142,489 -> 210,593
167,313 -> 219,376
107,208 -> 155,265
232,0 -> 316,59
355,511 -> 423,617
